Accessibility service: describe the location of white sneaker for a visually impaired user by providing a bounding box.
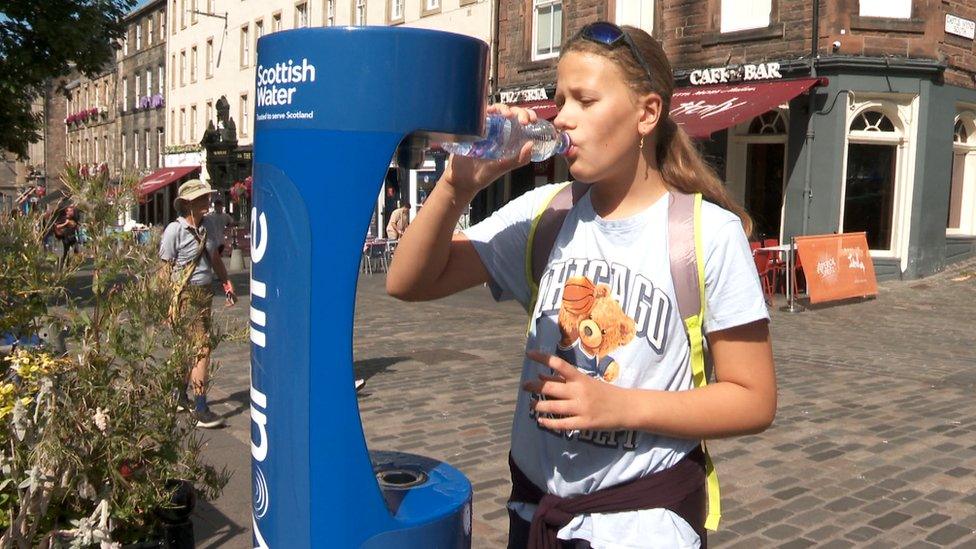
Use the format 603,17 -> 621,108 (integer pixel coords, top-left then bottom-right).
355,378 -> 366,392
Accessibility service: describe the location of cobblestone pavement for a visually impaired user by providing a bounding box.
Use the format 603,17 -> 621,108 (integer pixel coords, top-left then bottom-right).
195,258 -> 976,548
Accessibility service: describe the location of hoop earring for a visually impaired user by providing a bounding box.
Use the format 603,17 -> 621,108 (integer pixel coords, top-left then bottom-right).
639,134 -> 645,151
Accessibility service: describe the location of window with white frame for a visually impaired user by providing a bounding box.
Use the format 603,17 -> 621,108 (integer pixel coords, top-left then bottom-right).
241,94 -> 250,136
533,0 -> 562,61
158,64 -> 164,94
255,19 -> 264,45
148,17 -> 153,45
190,105 -> 197,141
843,106 -> 906,251
390,0 -> 404,21
241,25 -> 250,67
948,112 -> 976,234
859,0 -> 911,19
191,45 -> 197,82
190,0 -> 197,24
423,0 -> 439,12
326,0 -> 335,26
206,101 -> 213,126
121,133 -> 127,169
206,38 -> 214,77
180,50 -> 186,85
133,131 -> 140,168
123,32 -> 129,56
122,78 -> 128,111
721,0 -> 771,33
355,0 -> 367,26
144,129 -> 151,169
615,0 -> 653,33
296,2 -> 309,28
157,128 -> 164,167
170,109 -> 175,143
272,12 -> 282,32
136,24 -> 142,49
146,69 -> 152,97
171,54 -> 176,89
179,108 -> 186,142
135,73 -> 141,105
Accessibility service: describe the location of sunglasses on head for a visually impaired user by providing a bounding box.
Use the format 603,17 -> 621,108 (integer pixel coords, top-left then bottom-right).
577,22 -> 656,85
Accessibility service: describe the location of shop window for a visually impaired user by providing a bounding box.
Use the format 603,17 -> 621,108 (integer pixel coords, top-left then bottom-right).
843,107 -> 904,251
721,0 -> 771,33
748,110 -> 787,135
533,0 -> 562,61
859,0 -> 911,19
948,112 -> 976,234
615,0 -> 653,33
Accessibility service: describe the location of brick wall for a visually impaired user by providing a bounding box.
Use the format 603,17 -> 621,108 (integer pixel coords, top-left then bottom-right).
497,1 -> 976,93
940,0 -> 976,88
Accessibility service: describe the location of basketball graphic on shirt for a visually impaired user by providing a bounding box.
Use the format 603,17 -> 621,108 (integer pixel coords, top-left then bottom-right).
562,276 -> 596,315
557,276 -> 635,383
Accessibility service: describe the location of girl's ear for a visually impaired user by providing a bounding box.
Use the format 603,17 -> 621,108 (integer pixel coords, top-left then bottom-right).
638,92 -> 664,137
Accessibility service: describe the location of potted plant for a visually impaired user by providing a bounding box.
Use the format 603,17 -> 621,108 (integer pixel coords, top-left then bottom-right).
1,166 -> 232,547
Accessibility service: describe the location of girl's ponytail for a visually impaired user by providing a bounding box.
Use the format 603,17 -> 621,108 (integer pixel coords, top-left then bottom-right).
656,118 -> 754,237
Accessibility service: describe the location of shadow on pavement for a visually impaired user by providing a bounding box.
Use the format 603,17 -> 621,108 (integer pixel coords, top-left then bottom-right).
355,356 -> 410,381
207,389 -> 251,420
193,497 -> 249,549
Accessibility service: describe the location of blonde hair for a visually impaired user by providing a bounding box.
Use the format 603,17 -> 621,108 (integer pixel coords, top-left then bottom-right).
561,25 -> 753,236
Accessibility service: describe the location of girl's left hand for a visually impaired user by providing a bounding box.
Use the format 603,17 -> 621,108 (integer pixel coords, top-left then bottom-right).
523,350 -> 626,432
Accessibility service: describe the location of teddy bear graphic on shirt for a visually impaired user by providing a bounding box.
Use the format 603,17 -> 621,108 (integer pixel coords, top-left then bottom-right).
556,276 -> 636,383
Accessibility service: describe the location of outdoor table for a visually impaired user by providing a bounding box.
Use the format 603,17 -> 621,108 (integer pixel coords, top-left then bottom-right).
756,241 -> 800,312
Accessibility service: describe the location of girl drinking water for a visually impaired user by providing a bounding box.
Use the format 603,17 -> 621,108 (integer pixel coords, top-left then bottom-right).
388,21 -> 776,549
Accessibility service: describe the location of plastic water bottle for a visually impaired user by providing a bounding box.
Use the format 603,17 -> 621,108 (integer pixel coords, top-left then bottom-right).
440,113 -> 571,162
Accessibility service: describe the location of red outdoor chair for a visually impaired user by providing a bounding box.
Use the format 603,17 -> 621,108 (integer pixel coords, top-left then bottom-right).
753,249 -> 778,305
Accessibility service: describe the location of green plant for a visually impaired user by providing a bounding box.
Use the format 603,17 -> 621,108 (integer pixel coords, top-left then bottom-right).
1,166 -> 231,547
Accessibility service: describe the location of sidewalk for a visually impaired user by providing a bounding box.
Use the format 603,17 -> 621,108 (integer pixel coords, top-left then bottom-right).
195,260 -> 976,547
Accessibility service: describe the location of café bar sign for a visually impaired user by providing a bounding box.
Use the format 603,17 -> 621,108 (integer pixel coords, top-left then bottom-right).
500,87 -> 549,103
689,62 -> 782,86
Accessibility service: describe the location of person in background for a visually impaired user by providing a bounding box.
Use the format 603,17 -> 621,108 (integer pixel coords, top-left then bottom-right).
201,195 -> 236,258
54,205 -> 80,268
159,180 -> 238,429
386,201 -> 411,240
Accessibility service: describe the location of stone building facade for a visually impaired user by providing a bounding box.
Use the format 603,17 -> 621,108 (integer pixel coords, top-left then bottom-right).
493,0 -> 976,280
118,0 -> 168,181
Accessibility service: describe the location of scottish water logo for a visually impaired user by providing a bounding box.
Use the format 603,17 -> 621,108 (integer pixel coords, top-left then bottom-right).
256,58 -> 316,107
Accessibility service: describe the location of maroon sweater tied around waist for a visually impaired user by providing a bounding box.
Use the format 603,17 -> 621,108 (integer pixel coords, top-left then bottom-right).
508,446 -> 707,549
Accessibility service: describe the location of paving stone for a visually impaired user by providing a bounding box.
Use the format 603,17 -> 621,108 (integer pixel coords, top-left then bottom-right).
762,523 -> 803,540
869,511 -> 913,530
915,514 -> 951,528
925,524 -> 974,545
845,526 -> 884,542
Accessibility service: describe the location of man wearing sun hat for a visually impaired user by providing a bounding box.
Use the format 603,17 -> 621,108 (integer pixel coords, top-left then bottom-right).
159,178 -> 237,428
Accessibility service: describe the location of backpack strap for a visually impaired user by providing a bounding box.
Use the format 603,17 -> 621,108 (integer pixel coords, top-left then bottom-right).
668,191 -> 721,531
525,181 -> 588,314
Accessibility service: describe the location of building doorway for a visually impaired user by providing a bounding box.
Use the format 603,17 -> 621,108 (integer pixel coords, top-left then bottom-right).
726,109 -> 788,241
745,142 -> 786,241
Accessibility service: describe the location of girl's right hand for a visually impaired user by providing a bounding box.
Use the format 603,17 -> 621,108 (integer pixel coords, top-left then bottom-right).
440,104 -> 537,199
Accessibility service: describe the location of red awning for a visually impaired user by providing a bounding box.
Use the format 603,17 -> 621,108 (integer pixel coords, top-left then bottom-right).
138,166 -> 200,196
670,78 -> 827,139
517,100 -> 559,120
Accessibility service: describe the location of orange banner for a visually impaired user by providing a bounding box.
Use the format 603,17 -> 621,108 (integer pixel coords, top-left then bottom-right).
794,232 -> 878,304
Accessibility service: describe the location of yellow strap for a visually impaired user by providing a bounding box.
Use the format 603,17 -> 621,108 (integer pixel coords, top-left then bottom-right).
685,193 -> 721,531
524,182 -> 573,334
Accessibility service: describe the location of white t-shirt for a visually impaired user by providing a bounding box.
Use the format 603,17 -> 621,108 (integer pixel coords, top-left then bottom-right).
464,183 -> 769,549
